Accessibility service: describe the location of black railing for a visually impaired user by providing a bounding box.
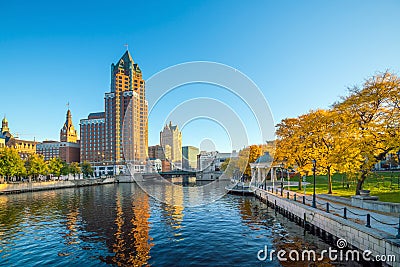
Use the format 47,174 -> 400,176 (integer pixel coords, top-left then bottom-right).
260,187 -> 400,238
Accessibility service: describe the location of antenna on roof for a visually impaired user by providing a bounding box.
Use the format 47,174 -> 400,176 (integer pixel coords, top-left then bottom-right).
124,44 -> 129,51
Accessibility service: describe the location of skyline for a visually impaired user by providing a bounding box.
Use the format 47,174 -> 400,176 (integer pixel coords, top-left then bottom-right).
1,0 -> 400,151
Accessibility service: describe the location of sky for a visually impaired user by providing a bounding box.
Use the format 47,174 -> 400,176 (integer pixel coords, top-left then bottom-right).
1,0 -> 400,152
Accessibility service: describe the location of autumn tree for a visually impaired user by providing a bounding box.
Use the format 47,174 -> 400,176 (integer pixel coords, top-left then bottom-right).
334,71 -> 400,194
275,117 -> 310,190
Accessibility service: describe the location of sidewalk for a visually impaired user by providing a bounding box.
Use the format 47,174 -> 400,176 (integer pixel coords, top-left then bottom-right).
262,185 -> 400,238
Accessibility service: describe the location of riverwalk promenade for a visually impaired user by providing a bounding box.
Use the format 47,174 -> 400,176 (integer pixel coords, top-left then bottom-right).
255,187 -> 400,267
0,177 -> 115,194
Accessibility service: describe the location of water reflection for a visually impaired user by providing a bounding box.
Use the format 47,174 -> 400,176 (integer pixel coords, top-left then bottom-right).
0,183 -> 345,267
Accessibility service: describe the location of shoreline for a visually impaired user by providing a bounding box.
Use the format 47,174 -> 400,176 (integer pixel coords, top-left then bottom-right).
0,177 -> 116,195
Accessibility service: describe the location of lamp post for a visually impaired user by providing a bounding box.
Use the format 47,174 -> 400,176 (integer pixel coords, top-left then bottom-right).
280,163 -> 284,196
312,159 -> 317,208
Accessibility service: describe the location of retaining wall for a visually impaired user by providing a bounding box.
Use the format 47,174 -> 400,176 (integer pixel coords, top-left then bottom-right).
255,188 -> 400,267
0,178 -> 115,194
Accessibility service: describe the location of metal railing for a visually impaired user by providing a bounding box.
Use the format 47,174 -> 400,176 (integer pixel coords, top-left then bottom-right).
263,186 -> 400,238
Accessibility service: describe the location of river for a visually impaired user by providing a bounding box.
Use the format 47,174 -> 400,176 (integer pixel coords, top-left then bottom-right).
0,181 -> 338,266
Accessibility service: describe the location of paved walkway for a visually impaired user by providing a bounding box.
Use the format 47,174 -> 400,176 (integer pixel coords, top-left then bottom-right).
261,184 -> 400,238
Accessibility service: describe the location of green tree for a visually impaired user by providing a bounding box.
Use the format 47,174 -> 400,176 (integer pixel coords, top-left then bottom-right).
60,161 -> 69,176
25,154 -> 48,181
69,162 -> 81,178
80,161 -> 93,178
47,158 -> 63,178
0,147 -> 26,182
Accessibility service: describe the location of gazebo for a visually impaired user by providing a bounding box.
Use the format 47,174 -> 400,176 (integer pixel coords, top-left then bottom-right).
250,151 -> 274,187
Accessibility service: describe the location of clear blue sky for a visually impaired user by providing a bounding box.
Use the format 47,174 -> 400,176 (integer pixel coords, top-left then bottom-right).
1,0 -> 400,152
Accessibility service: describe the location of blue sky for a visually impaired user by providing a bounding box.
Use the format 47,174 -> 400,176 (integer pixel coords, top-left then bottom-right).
1,0 -> 400,152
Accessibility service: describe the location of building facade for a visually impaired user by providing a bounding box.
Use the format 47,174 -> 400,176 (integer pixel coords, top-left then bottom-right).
182,146 -> 199,170
80,112 -> 106,164
36,109 -> 80,163
80,51 -> 148,174
160,121 -> 182,169
105,50 -> 148,165
196,151 -> 239,181
0,137 -> 5,148
36,140 -> 60,161
59,141 -> 80,163
148,144 -> 171,161
1,117 -> 37,159
60,109 -> 78,142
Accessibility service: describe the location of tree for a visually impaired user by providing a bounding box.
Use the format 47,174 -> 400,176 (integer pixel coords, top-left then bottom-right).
47,158 -> 63,178
334,71 -> 400,194
0,147 -> 26,182
80,161 -> 93,178
60,161 -> 70,176
69,162 -> 81,177
236,145 -> 263,179
276,117 -> 310,190
25,154 -> 48,181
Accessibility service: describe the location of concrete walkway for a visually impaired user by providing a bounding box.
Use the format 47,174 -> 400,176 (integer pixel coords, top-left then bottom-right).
262,185 -> 400,238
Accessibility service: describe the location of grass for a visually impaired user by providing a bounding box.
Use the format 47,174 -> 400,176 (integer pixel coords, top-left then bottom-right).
288,172 -> 400,203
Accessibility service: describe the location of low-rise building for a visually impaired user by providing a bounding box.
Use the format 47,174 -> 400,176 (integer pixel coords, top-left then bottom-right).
182,146 -> 199,171
196,151 -> 238,180
1,117 -> 37,159
36,140 -> 60,160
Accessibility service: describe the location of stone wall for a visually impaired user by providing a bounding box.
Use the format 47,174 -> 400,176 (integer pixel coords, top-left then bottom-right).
255,189 -> 400,267
0,178 -> 115,194
351,197 -> 400,214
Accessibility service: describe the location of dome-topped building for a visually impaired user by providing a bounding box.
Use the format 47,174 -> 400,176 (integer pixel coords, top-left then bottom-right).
1,116 -> 13,142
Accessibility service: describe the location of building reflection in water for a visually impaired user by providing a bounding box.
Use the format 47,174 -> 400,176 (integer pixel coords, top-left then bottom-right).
162,182 -> 184,236
109,185 -> 153,266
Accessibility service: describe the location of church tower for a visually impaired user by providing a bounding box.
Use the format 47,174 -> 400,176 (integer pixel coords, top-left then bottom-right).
60,109 -> 78,143
1,116 -> 10,135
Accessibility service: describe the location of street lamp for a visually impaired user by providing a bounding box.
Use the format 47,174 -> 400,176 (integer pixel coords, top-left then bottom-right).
280,163 -> 284,196
312,159 -> 317,208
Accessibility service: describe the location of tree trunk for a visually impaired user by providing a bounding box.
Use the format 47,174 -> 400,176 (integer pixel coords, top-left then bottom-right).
298,174 -> 302,190
327,167 -> 332,194
355,172 -> 367,195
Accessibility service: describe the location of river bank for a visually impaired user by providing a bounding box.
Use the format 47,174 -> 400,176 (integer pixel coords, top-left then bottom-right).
0,177 -> 115,194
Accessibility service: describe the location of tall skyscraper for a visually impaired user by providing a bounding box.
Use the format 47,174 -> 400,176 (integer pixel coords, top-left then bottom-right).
80,50 -> 148,174
105,50 -> 148,165
160,121 -> 182,168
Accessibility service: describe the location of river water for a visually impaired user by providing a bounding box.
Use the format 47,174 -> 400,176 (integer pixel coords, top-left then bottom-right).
0,181 -> 338,266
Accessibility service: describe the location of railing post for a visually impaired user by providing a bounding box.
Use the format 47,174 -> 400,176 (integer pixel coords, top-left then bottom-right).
366,214 -> 371,228
302,196 -> 305,205
397,215 -> 400,238
294,194 -> 296,201
326,203 -> 329,213
287,192 -> 289,199
344,207 -> 347,219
